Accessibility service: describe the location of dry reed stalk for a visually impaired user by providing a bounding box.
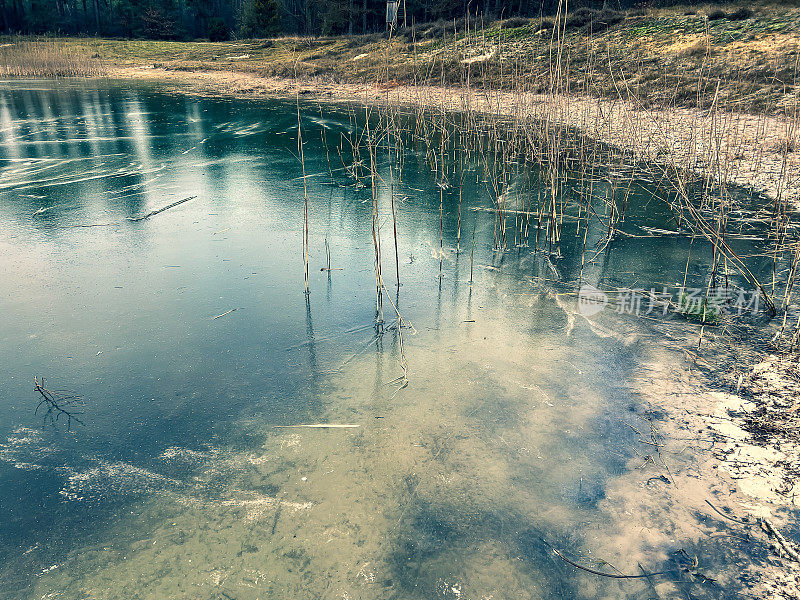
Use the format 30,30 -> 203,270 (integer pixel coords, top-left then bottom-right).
365,108 -> 384,325
296,92 -> 311,295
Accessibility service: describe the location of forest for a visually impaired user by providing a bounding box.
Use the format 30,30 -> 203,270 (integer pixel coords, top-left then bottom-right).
0,0 -> 748,39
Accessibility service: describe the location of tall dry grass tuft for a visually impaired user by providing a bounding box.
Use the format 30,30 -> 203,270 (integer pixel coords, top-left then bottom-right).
0,38 -> 105,78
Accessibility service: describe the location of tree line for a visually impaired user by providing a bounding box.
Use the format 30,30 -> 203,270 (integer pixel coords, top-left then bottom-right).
0,0 -> 743,40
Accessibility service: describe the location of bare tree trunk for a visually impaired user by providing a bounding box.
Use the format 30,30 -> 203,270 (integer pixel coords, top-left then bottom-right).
93,0 -> 100,31
348,0 -> 353,35
13,0 -> 23,31
69,0 -> 78,33
0,0 -> 8,32
362,0 -> 366,33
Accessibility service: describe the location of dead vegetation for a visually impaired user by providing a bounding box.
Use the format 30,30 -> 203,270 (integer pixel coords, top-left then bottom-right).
0,38 -> 105,77
7,3 -> 794,114
737,355 -> 800,445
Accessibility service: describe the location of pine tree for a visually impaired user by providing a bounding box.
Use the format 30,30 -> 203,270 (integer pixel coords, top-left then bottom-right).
239,0 -> 281,37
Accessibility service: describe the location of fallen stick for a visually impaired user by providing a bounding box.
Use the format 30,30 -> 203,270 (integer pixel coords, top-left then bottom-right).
704,499 -> 752,525
762,519 -> 800,563
127,196 -> 197,222
212,308 -> 239,320
549,547 -> 667,579
703,500 -> 798,562
270,504 -> 282,535
273,424 -> 360,429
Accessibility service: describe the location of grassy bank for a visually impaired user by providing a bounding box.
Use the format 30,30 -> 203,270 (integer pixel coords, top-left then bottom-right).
3,2 -> 797,114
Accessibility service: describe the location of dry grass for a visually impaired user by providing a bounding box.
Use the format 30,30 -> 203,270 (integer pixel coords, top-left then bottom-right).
677,37 -> 712,57
0,38 -> 105,77
3,3 -> 796,112
11,4 -> 791,113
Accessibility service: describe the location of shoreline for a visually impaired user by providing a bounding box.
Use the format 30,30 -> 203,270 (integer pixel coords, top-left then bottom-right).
636,329 -> 800,599
107,65 -> 800,207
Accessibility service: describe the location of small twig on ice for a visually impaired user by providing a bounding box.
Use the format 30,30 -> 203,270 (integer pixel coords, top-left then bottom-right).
549,545 -> 668,579
127,196 -> 197,222
704,499 -> 752,525
273,423 -> 360,429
